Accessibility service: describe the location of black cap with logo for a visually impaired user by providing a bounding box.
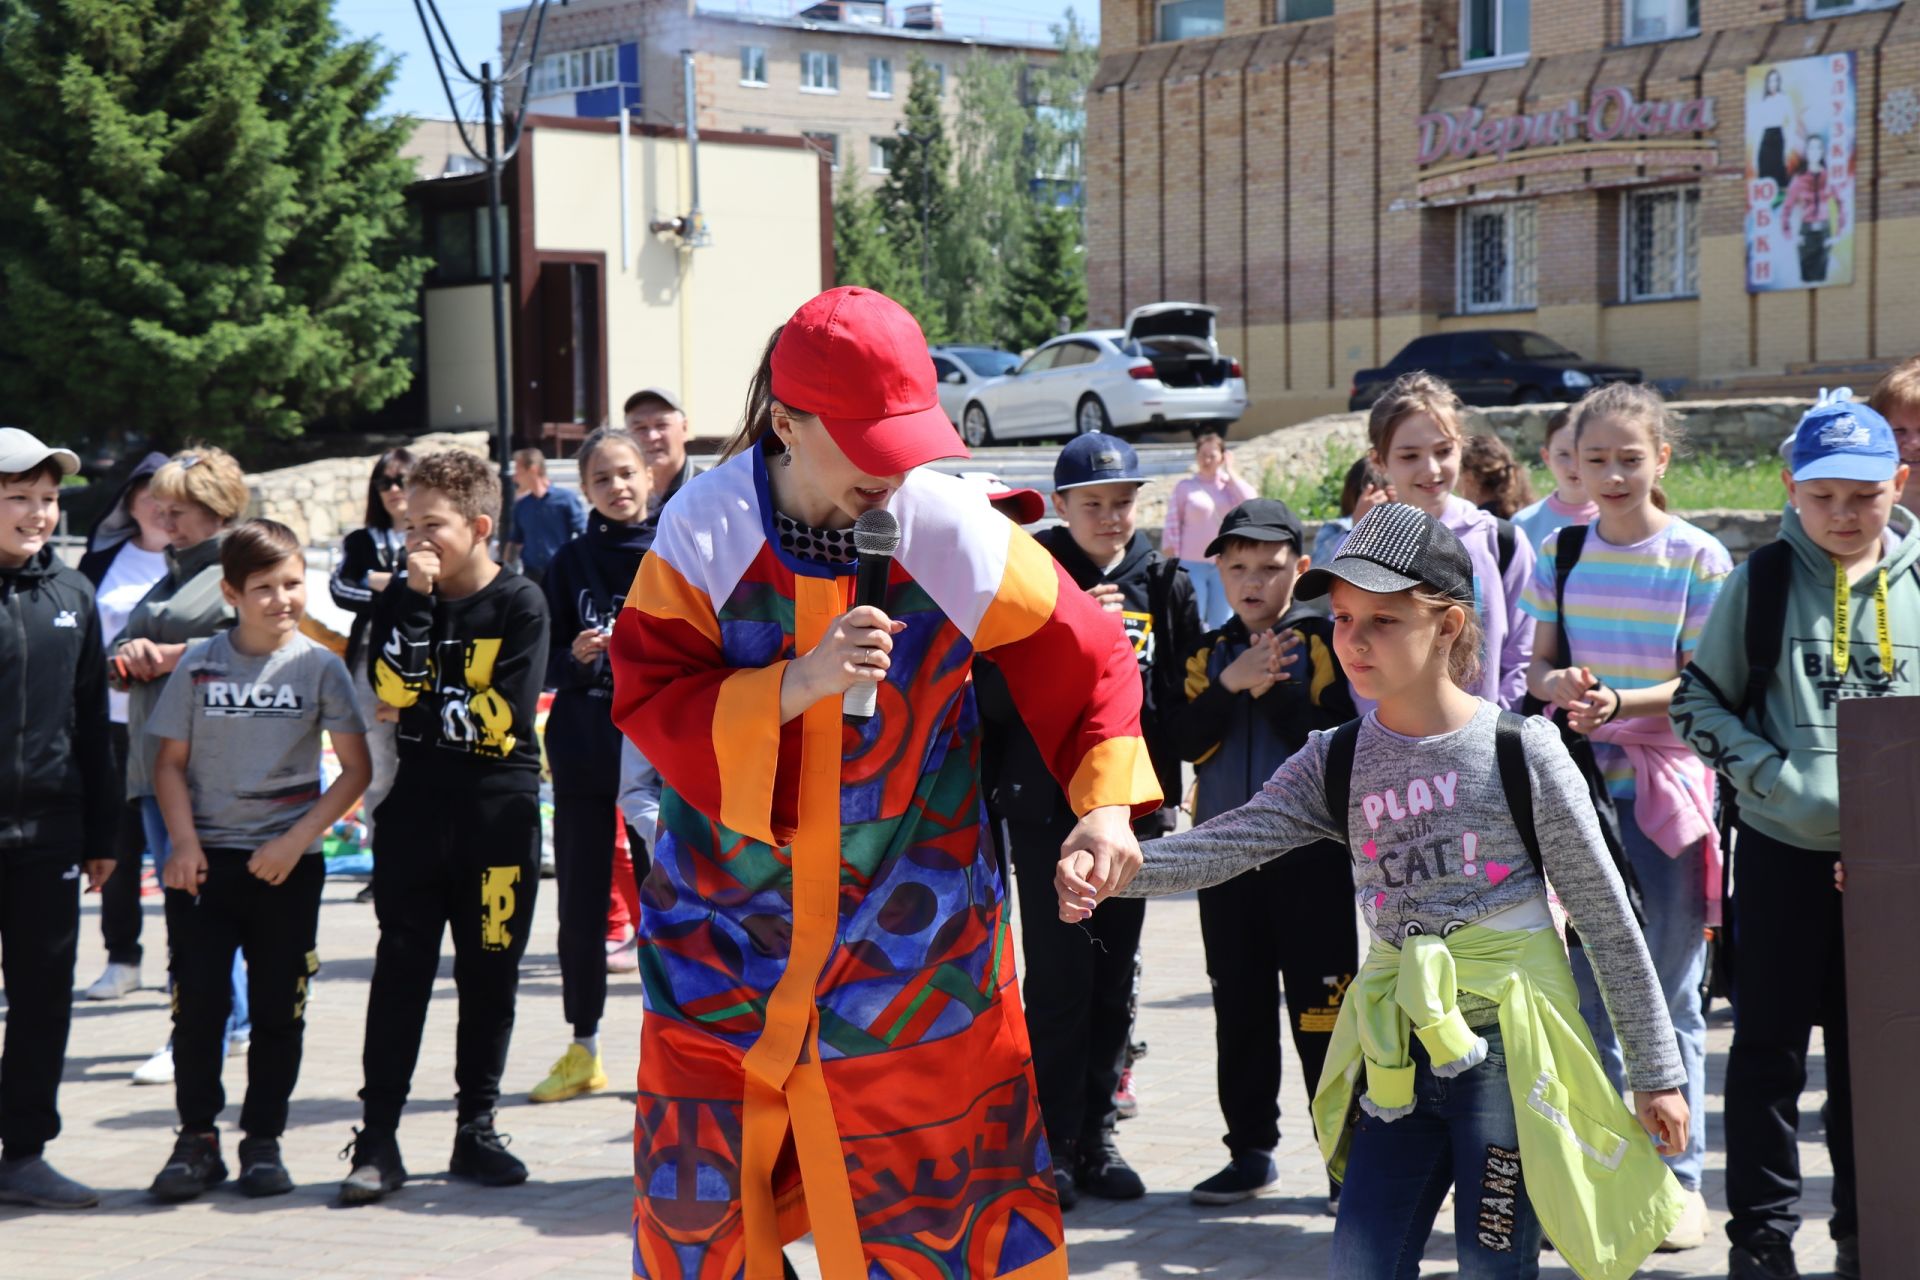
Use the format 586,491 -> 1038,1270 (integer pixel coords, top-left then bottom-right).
1294,502 -> 1475,607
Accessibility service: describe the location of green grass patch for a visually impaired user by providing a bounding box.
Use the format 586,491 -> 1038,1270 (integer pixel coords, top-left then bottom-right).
1260,455 -> 1785,519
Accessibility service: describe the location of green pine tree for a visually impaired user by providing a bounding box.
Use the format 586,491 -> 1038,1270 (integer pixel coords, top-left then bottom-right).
876,58 -> 952,322
0,0 -> 428,451
1001,202 -> 1086,352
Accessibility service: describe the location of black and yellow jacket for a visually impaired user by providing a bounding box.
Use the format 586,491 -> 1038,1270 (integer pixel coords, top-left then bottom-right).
1171,604 -> 1356,823
371,569 -> 550,792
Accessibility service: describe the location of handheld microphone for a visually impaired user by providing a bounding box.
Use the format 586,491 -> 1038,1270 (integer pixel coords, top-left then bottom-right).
844,508 -> 901,720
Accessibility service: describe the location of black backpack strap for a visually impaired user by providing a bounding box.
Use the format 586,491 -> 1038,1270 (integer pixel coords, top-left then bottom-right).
1321,719 -> 1363,844
1495,517 -> 1518,576
1493,710 -> 1543,882
1737,540 -> 1793,720
1551,523 -> 1589,671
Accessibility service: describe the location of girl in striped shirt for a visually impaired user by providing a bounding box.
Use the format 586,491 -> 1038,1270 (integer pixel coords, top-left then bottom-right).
1521,382 -> 1731,1252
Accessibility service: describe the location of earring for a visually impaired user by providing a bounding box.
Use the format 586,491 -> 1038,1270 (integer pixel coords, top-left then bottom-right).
780,449 -> 793,468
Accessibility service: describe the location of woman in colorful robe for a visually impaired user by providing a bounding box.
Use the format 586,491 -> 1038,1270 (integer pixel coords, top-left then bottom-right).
610,287 -> 1162,1280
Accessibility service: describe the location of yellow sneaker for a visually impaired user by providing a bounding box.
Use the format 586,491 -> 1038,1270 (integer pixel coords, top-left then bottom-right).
529,1043 -> 608,1104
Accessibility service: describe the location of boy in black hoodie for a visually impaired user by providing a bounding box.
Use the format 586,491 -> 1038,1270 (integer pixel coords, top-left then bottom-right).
986,432 -> 1202,1209
340,450 -> 551,1205
0,428 -> 116,1209
1167,499 -> 1359,1210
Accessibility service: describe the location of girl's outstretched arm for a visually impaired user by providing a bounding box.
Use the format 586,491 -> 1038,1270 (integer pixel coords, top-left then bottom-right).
1058,729 -> 1344,920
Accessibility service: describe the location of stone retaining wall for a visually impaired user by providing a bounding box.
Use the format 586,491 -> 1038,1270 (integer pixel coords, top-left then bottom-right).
246,431 -> 489,547
1464,398 -> 1809,458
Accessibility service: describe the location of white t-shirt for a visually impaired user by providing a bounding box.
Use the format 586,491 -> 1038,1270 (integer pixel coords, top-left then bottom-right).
96,542 -> 170,724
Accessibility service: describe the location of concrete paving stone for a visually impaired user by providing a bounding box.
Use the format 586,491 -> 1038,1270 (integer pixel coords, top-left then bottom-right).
20,875 -> 1843,1278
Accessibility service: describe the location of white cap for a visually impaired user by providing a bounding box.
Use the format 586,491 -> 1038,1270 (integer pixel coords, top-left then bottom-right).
0,427 -> 80,477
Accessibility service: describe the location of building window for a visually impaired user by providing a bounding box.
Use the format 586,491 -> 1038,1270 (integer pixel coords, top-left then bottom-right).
1625,0 -> 1698,41
741,45 -> 768,86
929,61 -> 947,93
1462,0 -> 1529,65
869,56 -> 893,97
869,136 -> 896,173
428,207 -> 510,286
803,131 -> 840,168
1623,187 -> 1701,301
1457,202 -> 1538,313
1279,0 -> 1333,19
741,125 -> 769,134
1157,0 -> 1224,42
1810,0 -> 1897,14
532,44 -> 620,95
801,51 -> 839,93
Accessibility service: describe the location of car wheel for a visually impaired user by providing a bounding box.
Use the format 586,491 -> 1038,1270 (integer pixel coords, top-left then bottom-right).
1076,395 -> 1111,437
1514,386 -> 1547,405
962,403 -> 995,448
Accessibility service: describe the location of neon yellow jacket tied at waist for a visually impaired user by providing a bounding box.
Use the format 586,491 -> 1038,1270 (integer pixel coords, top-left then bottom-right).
1310,925 -> 1685,1280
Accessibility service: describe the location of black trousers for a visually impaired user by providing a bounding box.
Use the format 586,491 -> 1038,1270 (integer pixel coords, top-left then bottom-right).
98,723 -> 145,967
1724,823 -> 1856,1246
165,850 -> 324,1138
0,845 -> 81,1160
553,789 -> 651,1040
1009,814 -> 1144,1152
545,692 -> 649,1041
361,777 -> 542,1133
1196,840 -> 1358,1157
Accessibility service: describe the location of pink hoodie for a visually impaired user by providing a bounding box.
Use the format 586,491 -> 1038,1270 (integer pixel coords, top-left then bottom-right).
1591,714 -> 1723,925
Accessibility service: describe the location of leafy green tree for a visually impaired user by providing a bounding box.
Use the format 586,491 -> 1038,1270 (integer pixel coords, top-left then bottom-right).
834,166 -> 947,342
1001,202 -> 1085,352
0,0 -> 427,451
876,57 -> 953,315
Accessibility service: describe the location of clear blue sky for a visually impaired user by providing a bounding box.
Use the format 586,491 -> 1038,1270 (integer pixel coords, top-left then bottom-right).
334,1 -> 1100,121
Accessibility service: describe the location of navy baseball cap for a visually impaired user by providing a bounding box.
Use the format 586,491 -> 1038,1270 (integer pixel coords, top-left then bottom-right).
1206,498 -> 1304,557
1054,432 -> 1146,492
1788,400 -> 1901,483
1296,503 -> 1474,607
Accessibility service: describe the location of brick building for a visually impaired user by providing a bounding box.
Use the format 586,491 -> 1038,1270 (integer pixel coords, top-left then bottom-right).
501,0 -> 1057,185
1089,0 -> 1920,430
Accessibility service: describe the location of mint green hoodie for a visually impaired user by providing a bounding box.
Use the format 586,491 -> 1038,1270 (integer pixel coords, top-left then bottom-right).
1670,504 -> 1920,851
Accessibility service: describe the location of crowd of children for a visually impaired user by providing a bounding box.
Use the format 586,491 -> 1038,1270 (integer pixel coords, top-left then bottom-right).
0,345 -> 1914,1280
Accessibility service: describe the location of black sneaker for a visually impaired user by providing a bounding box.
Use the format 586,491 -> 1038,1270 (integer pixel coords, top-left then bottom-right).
449,1113 -> 528,1187
235,1136 -> 294,1198
1076,1130 -> 1145,1201
150,1129 -> 227,1202
1189,1150 -> 1278,1205
1729,1230 -> 1800,1280
1834,1235 -> 1859,1280
338,1127 -> 407,1205
1048,1137 -> 1080,1212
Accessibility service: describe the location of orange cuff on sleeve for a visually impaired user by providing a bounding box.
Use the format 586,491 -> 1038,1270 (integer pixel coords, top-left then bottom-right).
714,660 -> 792,847
1067,735 -> 1162,819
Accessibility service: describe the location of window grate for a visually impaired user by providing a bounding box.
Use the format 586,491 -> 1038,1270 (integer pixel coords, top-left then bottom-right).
1459,202 -> 1537,313
1624,187 -> 1700,301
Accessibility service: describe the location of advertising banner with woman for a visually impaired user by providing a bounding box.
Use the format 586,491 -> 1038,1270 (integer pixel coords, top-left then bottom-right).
1746,53 -> 1857,292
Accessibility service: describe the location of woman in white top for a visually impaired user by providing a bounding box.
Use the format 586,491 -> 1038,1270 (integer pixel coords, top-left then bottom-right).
76,453 -> 172,1000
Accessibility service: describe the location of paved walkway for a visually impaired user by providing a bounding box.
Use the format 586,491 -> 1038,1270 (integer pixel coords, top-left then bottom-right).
9,874 -> 1842,1278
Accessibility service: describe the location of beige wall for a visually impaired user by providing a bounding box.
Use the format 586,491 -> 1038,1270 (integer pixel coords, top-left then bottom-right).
508,0 -> 1055,188
426,285 -> 506,432
527,124 -> 826,441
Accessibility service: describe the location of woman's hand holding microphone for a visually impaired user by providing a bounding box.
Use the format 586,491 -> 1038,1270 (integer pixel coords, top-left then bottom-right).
780,605 -> 905,724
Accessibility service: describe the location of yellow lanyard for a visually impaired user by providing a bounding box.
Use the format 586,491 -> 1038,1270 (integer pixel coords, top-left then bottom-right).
1831,559 -> 1892,678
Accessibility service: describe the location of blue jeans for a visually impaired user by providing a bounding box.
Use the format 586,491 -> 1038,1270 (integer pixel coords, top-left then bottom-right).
1330,1025 -> 1543,1279
140,798 -> 251,1046
1569,801 -> 1707,1191
1181,558 -> 1233,630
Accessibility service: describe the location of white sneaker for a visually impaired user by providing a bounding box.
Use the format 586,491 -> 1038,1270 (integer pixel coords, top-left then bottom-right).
1656,1187 -> 1709,1251
84,962 -> 140,1000
132,1045 -> 174,1086
606,937 -> 639,974
227,1035 -> 251,1058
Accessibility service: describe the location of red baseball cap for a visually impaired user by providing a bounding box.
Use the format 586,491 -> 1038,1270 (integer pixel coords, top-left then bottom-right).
770,287 -> 968,475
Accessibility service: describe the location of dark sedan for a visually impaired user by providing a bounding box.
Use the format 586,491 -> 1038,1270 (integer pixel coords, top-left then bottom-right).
1349,331 -> 1642,411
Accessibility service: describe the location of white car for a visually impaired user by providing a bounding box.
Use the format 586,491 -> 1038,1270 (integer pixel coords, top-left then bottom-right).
957,303 -> 1249,446
930,346 -> 1022,428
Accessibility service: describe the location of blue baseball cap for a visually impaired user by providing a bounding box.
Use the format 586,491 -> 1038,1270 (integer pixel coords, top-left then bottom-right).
1788,401 -> 1901,483
1054,432 -> 1145,492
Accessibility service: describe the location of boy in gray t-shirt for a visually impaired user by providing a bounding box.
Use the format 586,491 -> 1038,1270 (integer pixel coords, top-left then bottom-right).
144,520 -> 371,1203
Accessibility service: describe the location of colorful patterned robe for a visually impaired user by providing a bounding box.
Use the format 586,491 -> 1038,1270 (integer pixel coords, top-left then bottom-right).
610,449 -> 1161,1280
